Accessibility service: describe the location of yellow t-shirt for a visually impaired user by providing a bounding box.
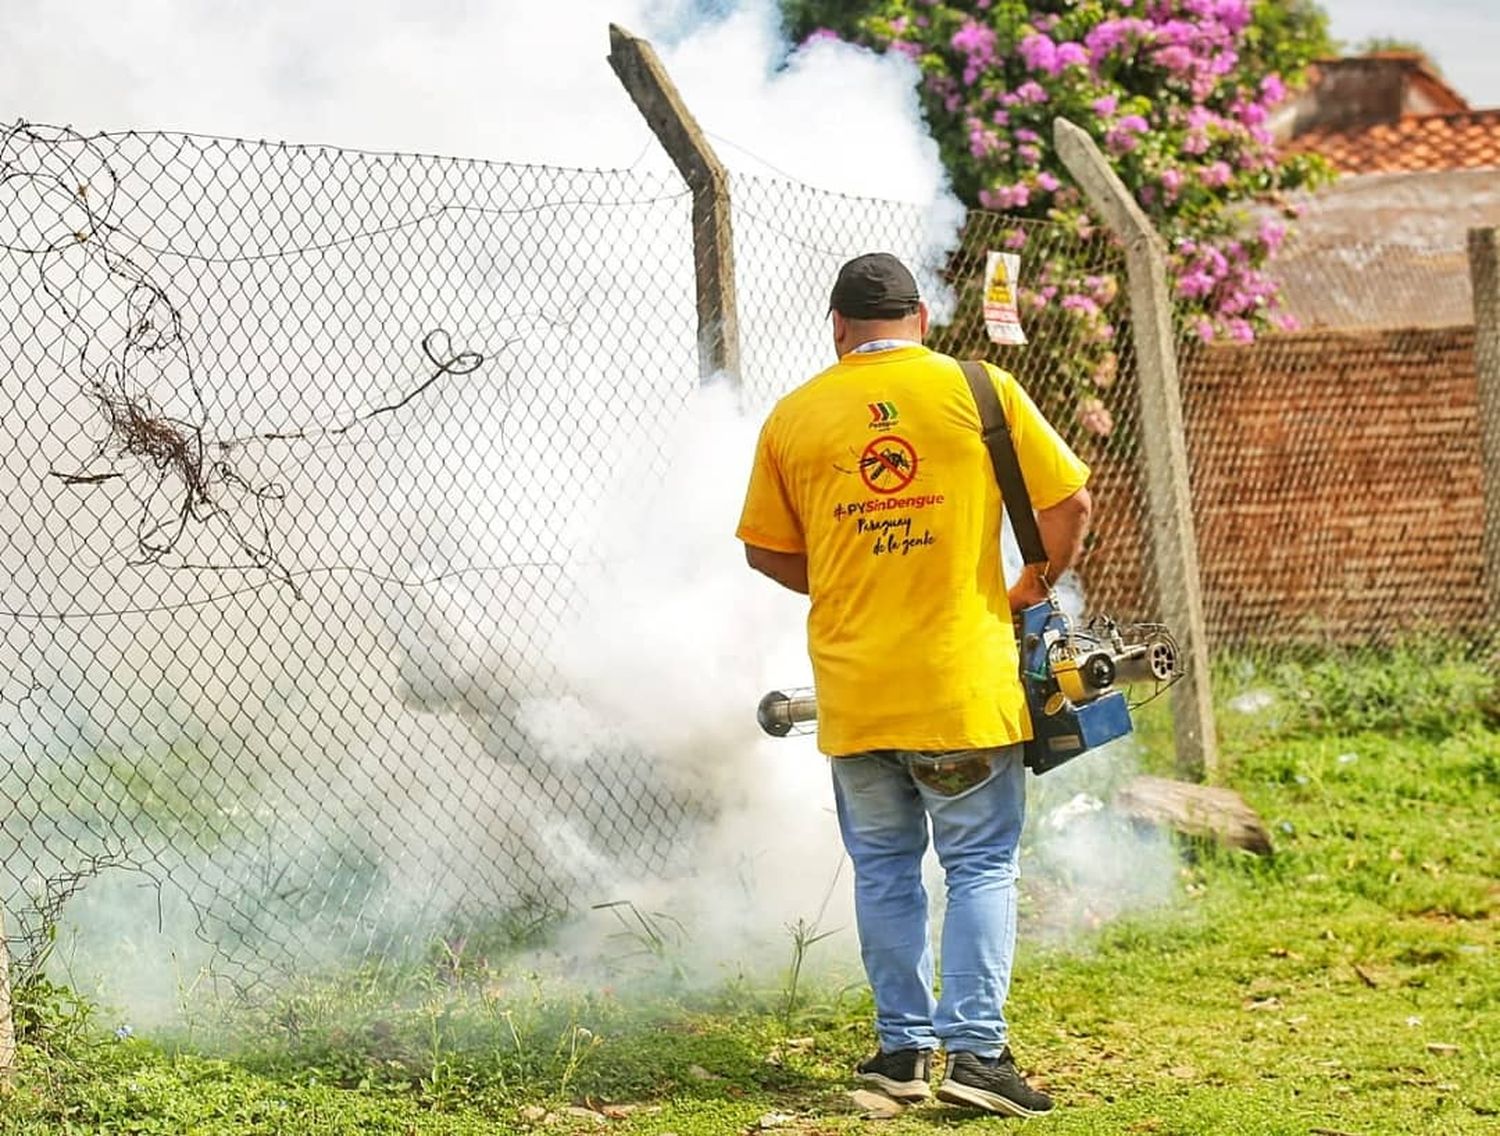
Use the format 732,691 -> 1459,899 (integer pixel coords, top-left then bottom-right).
737,345 -> 1090,756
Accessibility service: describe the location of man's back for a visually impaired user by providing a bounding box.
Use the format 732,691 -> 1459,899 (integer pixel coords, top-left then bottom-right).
739,253 -> 1088,1114
737,345 -> 1088,756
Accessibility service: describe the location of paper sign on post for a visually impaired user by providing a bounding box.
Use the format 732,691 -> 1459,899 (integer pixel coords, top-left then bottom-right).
982,251 -> 1027,346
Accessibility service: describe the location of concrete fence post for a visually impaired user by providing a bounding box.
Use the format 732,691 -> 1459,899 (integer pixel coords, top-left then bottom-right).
1053,118 -> 1219,782
0,906 -> 14,1083
608,24 -> 741,385
1466,228 -> 1500,647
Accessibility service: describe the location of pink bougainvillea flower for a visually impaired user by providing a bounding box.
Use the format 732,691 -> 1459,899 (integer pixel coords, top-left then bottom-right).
1079,397 -> 1115,438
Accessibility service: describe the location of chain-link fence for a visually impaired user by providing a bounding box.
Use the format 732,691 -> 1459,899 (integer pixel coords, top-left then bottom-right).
2,121 -> 1492,994
1183,230 -> 1489,650
732,173 -> 1152,621
1,123 -> 715,991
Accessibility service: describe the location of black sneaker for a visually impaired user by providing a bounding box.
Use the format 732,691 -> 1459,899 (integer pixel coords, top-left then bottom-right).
936,1048 -> 1054,1117
855,1048 -> 933,1102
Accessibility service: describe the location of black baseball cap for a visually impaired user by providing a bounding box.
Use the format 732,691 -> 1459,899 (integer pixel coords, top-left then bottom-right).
828,252 -> 922,319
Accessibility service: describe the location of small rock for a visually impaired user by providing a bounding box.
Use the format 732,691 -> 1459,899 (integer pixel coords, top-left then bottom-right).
564,1106 -> 607,1126
754,1112 -> 795,1129
687,1064 -> 722,1081
1425,1042 -> 1460,1055
519,1105 -> 548,1124
848,1089 -> 904,1118
1336,752 -> 1358,765
1406,1016 -> 1423,1027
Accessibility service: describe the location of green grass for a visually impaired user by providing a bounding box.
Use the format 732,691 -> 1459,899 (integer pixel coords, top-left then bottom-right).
3,662 -> 1497,1135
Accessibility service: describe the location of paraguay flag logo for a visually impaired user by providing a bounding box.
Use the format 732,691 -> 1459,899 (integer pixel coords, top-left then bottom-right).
867,401 -> 899,429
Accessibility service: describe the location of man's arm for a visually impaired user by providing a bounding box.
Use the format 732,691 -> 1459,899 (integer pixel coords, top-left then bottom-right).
745,544 -> 809,595
1008,486 -> 1092,611
1037,485 -> 1092,572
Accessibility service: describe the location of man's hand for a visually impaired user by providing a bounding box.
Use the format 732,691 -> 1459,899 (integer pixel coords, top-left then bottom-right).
1009,487 -> 1092,612
1008,562 -> 1050,613
744,544 -> 809,595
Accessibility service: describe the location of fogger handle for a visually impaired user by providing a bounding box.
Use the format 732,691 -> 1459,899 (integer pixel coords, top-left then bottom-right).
757,689 -> 818,737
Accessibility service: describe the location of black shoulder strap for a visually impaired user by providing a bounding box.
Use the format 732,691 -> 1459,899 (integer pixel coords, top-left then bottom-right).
959,360 -> 1049,568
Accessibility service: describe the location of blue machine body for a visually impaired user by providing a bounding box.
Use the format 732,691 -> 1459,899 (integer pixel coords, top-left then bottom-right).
1017,601 -> 1134,774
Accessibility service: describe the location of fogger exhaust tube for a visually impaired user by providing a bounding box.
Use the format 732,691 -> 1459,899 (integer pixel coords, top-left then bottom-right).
1111,637 -> 1178,685
757,634 -> 1178,738
757,689 -> 818,736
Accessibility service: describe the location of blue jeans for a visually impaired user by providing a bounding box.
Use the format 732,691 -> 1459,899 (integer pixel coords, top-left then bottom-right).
829,746 -> 1025,1058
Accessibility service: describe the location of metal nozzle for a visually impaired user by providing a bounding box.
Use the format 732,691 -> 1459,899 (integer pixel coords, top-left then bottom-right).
1111,635 -> 1179,686
757,688 -> 818,737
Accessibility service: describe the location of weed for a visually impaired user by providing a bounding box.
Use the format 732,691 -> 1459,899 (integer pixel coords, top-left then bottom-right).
5,648 -> 1496,1134
591,900 -> 688,981
10,974 -> 96,1055
553,1023 -> 601,1096
1218,638 -> 1498,741
1472,747 -> 1500,787
779,918 -> 838,1032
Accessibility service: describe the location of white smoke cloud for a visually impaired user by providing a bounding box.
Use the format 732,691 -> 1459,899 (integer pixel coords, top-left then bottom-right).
1,0 -> 947,191
0,0 -> 965,1020
1,0 -> 1174,1026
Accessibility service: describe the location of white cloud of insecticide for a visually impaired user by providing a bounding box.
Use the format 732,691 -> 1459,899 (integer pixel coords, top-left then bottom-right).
0,0 -> 1172,1021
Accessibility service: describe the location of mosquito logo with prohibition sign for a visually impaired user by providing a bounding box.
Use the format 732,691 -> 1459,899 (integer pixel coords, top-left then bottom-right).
857,434 -> 919,494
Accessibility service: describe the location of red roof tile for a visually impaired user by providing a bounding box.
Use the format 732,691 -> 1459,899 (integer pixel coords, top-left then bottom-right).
1290,109 -> 1500,174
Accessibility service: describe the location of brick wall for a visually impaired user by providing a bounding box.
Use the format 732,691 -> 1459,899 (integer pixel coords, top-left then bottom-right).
1082,326 -> 1487,647
1184,326 -> 1486,645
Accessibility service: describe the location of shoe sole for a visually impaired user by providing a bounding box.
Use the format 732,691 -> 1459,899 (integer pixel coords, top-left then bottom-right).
936,1080 -> 1051,1118
856,1072 -> 931,1103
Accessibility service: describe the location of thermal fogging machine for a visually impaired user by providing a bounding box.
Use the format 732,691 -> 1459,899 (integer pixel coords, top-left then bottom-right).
756,600 -> 1180,774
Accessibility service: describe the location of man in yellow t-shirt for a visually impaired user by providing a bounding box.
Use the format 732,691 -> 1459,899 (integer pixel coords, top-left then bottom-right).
737,253 -> 1091,1118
